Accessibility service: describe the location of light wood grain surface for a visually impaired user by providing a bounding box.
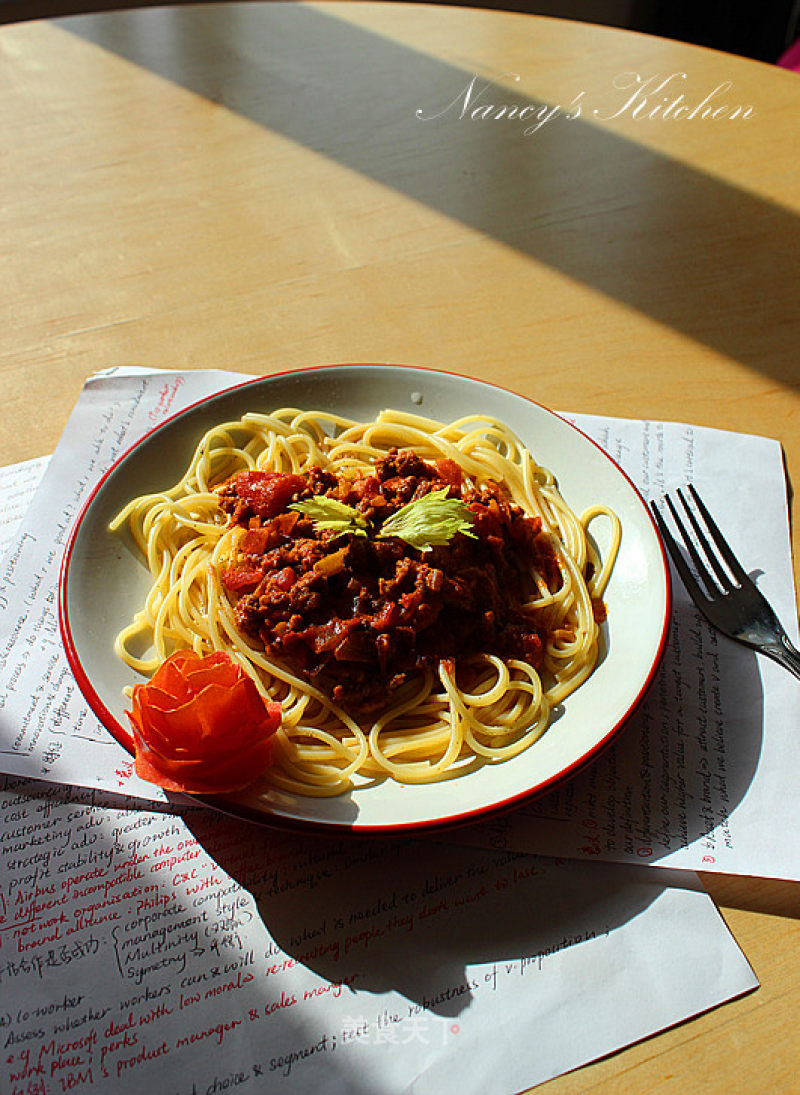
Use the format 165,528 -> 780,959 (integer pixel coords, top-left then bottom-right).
1,3 -> 798,1091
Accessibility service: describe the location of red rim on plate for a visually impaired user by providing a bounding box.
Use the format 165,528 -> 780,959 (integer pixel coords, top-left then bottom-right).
59,364 -> 671,834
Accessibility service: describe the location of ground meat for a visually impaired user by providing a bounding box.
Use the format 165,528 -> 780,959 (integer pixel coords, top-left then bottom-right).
218,450 -> 561,713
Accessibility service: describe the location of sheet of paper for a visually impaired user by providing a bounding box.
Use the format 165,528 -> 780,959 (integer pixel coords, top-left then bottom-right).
0,368 -> 797,878
0,775 -> 757,1095
0,456 -> 51,567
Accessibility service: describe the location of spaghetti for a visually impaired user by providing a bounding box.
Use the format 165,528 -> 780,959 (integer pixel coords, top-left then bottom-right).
110,408 -> 619,795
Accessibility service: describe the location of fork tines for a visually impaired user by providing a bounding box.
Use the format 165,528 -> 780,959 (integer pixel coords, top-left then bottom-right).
662,484 -> 747,599
650,485 -> 800,681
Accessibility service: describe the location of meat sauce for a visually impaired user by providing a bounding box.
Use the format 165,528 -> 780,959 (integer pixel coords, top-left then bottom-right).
218,449 -> 562,713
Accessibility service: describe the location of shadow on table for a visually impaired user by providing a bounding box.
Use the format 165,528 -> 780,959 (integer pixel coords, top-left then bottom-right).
701,874 -> 800,919
57,2 -> 799,388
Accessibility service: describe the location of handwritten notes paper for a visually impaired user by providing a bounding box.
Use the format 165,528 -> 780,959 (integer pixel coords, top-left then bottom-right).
0,777 -> 756,1095
0,367 -> 798,879
0,458 -> 51,564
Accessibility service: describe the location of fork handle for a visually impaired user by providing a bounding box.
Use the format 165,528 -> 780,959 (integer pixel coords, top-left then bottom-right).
763,634 -> 800,681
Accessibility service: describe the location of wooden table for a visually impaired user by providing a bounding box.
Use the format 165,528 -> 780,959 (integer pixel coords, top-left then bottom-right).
1,3 -> 798,1091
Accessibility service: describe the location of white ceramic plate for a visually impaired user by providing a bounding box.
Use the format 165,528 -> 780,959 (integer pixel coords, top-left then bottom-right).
60,365 -> 670,833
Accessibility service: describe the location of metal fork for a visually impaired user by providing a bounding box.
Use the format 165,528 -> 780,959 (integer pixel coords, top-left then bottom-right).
650,485 -> 800,681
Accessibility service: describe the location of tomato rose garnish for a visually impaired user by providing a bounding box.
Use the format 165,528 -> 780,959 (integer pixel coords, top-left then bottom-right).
126,650 -> 282,794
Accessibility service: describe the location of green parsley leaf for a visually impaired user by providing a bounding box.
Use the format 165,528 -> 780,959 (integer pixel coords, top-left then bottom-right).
377,489 -> 476,552
289,497 -> 369,536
